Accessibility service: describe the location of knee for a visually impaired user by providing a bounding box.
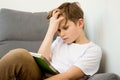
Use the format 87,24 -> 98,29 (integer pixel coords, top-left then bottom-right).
1,48 -> 32,64
9,48 -> 29,53
6,48 -> 30,59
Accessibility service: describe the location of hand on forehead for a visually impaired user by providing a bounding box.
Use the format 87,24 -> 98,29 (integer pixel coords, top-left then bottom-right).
52,9 -> 62,14
52,9 -> 64,18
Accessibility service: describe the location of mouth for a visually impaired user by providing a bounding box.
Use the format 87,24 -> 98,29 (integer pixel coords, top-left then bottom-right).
62,38 -> 68,41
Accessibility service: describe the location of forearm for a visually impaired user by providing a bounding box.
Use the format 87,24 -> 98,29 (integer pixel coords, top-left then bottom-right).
45,66 -> 85,80
38,28 -> 55,55
44,72 -> 73,80
38,9 -> 64,60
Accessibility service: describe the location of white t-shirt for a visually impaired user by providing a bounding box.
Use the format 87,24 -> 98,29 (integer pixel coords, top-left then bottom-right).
50,37 -> 102,76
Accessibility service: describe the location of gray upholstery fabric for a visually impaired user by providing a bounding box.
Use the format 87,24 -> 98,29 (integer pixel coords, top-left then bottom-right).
88,73 -> 120,80
0,8 -> 49,58
0,8 -> 49,41
0,41 -> 42,57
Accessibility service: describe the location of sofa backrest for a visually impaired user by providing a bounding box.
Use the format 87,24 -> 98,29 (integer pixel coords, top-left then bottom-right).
0,8 -> 52,58
0,8 -> 49,41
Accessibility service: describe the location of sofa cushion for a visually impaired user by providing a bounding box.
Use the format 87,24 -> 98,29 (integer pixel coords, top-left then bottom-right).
0,8 -> 49,41
0,41 -> 42,57
88,73 -> 120,80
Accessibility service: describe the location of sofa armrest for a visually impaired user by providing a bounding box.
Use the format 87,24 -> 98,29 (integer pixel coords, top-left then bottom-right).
88,73 -> 120,80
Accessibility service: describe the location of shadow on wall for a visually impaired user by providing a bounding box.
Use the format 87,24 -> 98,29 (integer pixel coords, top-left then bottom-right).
84,22 -> 107,73
98,50 -> 107,73
84,11 -> 107,73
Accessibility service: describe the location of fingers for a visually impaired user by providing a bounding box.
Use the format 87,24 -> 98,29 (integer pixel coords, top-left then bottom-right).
48,9 -> 64,33
52,9 -> 64,19
47,57 -> 52,62
41,54 -> 52,62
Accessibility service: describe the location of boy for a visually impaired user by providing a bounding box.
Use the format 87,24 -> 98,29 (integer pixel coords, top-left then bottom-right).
0,2 -> 102,80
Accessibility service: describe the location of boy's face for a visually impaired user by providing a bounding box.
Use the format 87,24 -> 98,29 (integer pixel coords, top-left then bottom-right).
57,19 -> 83,44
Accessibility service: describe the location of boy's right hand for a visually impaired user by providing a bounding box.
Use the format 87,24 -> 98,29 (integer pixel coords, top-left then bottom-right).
48,9 -> 64,34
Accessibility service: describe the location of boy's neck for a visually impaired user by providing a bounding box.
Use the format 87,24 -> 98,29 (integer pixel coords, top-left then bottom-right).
74,32 -> 90,44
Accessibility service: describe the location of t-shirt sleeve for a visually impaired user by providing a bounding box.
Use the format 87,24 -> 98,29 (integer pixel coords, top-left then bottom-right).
74,45 -> 102,76
51,36 -> 61,50
51,36 -> 62,55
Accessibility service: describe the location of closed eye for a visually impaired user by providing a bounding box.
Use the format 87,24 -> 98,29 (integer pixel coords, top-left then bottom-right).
63,26 -> 69,30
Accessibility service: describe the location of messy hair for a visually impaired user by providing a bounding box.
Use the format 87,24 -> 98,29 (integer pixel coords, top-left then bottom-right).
47,2 -> 84,24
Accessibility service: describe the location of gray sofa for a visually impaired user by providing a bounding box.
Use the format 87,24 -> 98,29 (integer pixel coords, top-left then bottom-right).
0,8 -> 119,80
0,8 -> 49,57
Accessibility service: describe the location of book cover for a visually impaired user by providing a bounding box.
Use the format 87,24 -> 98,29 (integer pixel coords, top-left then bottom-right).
29,52 -> 59,75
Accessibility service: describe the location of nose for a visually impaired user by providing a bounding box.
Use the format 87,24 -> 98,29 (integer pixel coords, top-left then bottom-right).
60,30 -> 65,37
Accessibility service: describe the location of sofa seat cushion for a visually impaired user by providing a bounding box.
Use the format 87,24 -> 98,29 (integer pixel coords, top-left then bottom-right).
0,41 -> 42,58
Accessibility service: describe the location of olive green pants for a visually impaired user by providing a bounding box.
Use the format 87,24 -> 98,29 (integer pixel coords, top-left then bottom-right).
0,48 -> 42,80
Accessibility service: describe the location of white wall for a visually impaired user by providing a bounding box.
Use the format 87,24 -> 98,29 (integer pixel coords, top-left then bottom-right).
0,0 -> 85,12
102,0 -> 120,75
82,0 -> 120,75
84,0 -> 120,75
0,0 -> 120,75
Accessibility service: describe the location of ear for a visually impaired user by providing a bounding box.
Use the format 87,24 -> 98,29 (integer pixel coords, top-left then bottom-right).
77,18 -> 84,28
